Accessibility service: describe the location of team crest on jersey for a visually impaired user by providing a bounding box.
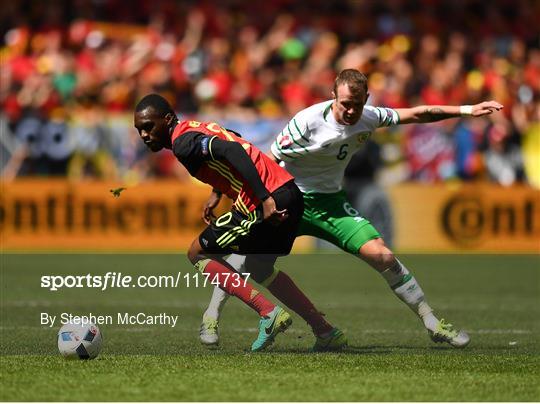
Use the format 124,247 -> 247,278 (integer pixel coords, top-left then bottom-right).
279,135 -> 293,149
356,132 -> 370,143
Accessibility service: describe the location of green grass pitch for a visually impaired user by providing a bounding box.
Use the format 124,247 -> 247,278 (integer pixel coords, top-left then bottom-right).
1,253 -> 539,401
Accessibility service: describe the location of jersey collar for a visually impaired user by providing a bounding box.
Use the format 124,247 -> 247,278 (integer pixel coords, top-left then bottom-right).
171,121 -> 186,144
323,101 -> 333,122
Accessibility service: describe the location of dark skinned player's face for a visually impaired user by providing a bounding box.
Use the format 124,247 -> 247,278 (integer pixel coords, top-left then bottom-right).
134,107 -> 172,152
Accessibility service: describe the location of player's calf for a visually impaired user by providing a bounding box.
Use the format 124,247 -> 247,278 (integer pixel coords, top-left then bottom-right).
358,240 -> 470,348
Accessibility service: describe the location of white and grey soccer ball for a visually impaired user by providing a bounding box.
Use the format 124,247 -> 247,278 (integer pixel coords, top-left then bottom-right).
57,322 -> 102,360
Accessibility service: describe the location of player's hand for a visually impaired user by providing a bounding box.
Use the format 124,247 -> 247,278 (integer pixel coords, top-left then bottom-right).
202,191 -> 222,225
262,196 -> 289,226
471,101 -> 504,117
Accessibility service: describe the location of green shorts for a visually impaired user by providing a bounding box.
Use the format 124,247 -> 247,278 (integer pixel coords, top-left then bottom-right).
298,190 -> 380,254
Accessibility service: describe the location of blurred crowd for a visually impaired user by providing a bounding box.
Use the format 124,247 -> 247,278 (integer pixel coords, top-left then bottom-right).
1,0 -> 539,187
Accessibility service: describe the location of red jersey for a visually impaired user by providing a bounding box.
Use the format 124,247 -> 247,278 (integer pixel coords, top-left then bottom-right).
171,119 -> 293,215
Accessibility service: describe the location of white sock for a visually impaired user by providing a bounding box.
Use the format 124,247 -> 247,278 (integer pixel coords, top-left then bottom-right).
203,286 -> 230,320
380,259 -> 439,331
203,254 -> 246,320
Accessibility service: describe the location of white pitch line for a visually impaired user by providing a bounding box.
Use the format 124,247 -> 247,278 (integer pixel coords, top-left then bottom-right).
0,326 -> 534,335
360,329 -> 533,335
474,329 -> 534,334
230,328 -> 534,335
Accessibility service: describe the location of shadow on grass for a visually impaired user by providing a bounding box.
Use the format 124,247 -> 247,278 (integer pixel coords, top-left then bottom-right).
262,344 -> 524,355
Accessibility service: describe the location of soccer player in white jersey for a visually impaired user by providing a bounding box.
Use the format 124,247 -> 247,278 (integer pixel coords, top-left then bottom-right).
199,69 -> 503,350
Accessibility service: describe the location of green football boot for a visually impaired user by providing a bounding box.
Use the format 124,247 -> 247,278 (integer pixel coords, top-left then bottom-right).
312,328 -> 347,352
428,319 -> 470,348
251,306 -> 292,352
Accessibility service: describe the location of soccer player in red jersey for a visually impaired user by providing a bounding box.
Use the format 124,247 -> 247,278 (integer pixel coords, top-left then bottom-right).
134,94 -> 346,351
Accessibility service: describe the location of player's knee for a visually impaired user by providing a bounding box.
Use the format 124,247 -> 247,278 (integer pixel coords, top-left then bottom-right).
359,238 -> 395,271
225,254 -> 246,272
187,238 -> 204,264
378,249 -> 396,270
244,255 -> 276,284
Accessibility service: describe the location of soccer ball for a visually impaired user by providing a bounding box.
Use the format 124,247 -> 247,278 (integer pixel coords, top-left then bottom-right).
57,322 -> 102,359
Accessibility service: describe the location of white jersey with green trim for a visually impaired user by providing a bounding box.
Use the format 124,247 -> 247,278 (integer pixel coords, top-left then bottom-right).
270,100 -> 399,193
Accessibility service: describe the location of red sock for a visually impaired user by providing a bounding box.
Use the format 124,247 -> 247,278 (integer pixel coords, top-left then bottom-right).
266,271 -> 333,335
201,259 -> 274,316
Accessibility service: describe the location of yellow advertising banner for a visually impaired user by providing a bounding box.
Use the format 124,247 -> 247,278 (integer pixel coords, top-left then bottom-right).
388,183 -> 540,252
1,180 -> 538,252
0,179 -> 228,250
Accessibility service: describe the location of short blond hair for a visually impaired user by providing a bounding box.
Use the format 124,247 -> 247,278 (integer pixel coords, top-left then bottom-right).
334,69 -> 368,97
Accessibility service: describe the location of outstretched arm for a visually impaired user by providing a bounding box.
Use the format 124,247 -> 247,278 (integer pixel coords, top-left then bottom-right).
395,101 -> 503,124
